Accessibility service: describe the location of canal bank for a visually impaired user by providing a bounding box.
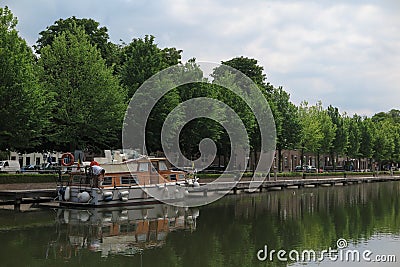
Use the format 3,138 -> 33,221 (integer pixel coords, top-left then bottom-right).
1,170 -> 398,187
1,174 -> 399,211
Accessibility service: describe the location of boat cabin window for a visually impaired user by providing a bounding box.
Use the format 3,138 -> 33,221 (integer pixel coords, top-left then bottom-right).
139,162 -> 149,172
137,233 -> 147,242
158,161 -> 168,171
120,223 -> 136,233
102,176 -> 113,186
121,175 -> 139,185
151,162 -> 158,171
158,231 -> 167,241
102,225 -> 111,235
127,162 -> 138,172
169,174 -> 177,181
151,165 -> 157,173
149,231 -> 157,241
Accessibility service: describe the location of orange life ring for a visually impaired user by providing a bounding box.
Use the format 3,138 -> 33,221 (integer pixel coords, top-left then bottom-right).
61,153 -> 75,166
90,160 -> 99,167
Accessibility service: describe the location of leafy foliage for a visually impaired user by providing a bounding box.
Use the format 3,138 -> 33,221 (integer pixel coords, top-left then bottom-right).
298,101 -> 324,153
120,35 -> 182,98
176,59 -> 223,159
38,26 -> 126,152
271,87 -> 300,171
0,6 -> 48,152
35,16 -> 119,67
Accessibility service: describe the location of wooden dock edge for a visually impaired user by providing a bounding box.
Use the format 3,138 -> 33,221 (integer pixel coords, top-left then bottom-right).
1,176 -> 399,211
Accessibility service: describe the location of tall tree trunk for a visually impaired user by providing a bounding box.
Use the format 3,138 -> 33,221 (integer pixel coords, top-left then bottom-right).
253,149 -> 257,175
278,147 -> 282,172
335,153 -> 339,170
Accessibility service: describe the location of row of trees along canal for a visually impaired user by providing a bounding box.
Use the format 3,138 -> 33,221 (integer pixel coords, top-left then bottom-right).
1,6 -> 399,171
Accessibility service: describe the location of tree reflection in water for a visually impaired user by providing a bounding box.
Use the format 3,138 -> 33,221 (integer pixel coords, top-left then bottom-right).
0,182 -> 399,267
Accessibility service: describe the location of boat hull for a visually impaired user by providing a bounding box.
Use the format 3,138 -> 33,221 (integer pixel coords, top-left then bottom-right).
57,183 -> 187,207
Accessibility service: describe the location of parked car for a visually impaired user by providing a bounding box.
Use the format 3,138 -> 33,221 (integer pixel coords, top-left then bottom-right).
38,162 -> 60,174
198,165 -> 225,174
21,164 -> 43,173
304,165 -> 317,173
20,164 -> 35,172
294,165 -> 317,173
0,160 -> 21,173
324,165 -> 344,172
294,165 -> 304,172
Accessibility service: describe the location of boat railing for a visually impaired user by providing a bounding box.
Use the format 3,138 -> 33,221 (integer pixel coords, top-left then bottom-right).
56,166 -> 98,188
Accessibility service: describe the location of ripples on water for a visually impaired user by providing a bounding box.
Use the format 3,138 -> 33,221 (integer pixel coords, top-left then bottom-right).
0,181 -> 399,266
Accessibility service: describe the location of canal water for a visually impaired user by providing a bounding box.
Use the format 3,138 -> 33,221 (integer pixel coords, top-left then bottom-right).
0,181 -> 399,267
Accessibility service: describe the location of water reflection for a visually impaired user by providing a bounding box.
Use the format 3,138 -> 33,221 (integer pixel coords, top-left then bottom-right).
204,182 -> 400,266
0,182 -> 399,266
48,205 -> 199,259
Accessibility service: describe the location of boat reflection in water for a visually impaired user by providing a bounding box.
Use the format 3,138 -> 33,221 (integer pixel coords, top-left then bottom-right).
49,204 -> 199,258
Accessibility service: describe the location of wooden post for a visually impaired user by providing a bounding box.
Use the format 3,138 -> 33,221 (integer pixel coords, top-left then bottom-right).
203,189 -> 208,197
14,198 -> 21,212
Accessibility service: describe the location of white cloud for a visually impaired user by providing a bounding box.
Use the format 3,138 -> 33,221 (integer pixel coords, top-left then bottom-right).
3,0 -> 399,116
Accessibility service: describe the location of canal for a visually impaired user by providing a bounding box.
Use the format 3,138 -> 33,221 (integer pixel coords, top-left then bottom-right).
0,181 -> 399,266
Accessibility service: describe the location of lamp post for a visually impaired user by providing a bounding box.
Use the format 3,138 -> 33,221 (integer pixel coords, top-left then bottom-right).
301,143 -> 305,179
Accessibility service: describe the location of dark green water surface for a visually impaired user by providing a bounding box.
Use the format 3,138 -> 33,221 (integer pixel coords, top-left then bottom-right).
0,181 -> 399,267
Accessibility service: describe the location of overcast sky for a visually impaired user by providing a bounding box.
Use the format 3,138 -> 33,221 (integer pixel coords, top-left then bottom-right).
3,0 -> 399,116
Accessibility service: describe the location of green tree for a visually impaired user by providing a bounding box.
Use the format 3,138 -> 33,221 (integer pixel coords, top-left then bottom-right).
391,124 -> 400,164
370,110 -> 400,167
211,62 -> 262,168
271,87 -> 300,172
371,111 -> 389,123
372,109 -> 400,124
372,120 -> 394,169
316,104 -> 336,170
214,56 -> 274,169
176,59 -> 223,160
298,101 -> 325,165
327,106 -> 348,169
346,115 -> 361,162
35,17 -> 120,68
387,109 -> 400,123
0,6 -> 48,152
359,117 -> 374,166
145,87 -> 182,154
120,35 -> 182,98
38,26 -> 126,152
219,56 -> 272,94
119,35 -> 182,153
